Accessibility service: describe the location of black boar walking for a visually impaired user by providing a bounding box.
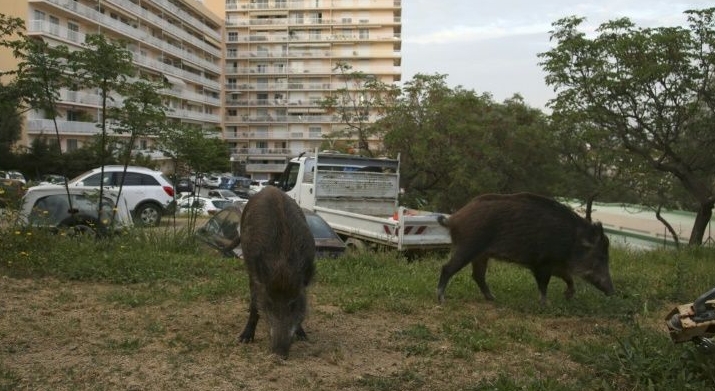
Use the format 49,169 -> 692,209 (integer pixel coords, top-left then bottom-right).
436,193 -> 614,304
238,186 -> 316,358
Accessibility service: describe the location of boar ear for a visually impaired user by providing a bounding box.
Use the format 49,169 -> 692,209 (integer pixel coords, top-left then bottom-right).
580,222 -> 604,248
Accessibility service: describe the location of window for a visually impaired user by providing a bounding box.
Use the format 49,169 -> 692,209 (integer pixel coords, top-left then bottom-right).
359,29 -> 369,39
81,173 -> 112,187
118,173 -> 159,186
66,139 -> 78,152
227,48 -> 237,58
49,16 -> 59,35
228,32 -> 238,42
309,127 -> 322,138
67,22 -> 79,42
34,10 -> 46,21
66,110 -> 82,121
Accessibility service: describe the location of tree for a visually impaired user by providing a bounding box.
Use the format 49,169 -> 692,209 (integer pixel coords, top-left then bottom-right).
539,8 -> 715,245
548,112 -> 635,220
0,15 -> 24,155
108,79 -> 168,165
157,123 -> 229,232
69,34 -> 135,216
158,124 -> 229,176
0,85 -> 22,161
381,74 -> 558,212
319,62 -> 399,156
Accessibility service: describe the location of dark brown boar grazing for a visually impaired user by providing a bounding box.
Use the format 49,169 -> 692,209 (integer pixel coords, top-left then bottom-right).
436,193 -> 614,305
238,186 -> 315,358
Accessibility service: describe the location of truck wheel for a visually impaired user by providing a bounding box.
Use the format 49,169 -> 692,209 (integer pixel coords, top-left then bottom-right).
135,203 -> 162,227
345,238 -> 367,254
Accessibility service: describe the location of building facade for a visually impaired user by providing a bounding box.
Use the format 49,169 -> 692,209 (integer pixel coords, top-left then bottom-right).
214,0 -> 402,180
2,0 -> 402,180
1,0 -> 223,162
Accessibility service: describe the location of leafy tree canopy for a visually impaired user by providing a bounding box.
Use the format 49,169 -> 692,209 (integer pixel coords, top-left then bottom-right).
539,7 -> 715,245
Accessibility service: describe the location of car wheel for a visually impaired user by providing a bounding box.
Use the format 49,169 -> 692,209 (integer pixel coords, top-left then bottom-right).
58,216 -> 101,238
135,203 -> 162,227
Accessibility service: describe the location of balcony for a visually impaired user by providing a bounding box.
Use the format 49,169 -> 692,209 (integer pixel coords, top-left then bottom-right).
245,163 -> 290,173
56,88 -> 125,107
26,118 -> 108,135
131,51 -> 221,90
101,0 -> 221,56
144,0 -> 222,41
39,0 -> 221,72
167,109 -> 221,123
237,0 -> 401,10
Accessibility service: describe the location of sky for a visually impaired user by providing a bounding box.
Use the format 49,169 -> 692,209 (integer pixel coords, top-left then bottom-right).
401,0 -> 714,111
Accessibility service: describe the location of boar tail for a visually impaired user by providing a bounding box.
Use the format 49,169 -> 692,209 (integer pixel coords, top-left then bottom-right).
437,214 -> 450,227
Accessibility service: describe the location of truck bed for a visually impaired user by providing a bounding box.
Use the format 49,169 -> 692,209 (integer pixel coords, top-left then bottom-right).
313,205 -> 451,251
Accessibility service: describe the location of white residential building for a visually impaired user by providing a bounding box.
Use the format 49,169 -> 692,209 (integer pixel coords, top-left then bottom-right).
1,0 -> 223,158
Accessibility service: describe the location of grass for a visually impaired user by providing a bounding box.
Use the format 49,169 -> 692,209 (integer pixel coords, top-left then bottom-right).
0,223 -> 714,390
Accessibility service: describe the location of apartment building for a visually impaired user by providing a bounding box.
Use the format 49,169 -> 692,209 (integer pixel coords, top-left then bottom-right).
1,0 -> 223,160
208,0 -> 402,180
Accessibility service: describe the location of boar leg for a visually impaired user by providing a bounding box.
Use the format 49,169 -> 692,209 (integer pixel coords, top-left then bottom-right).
532,265 -> 552,305
239,284 -> 260,343
552,270 -> 575,300
471,255 -> 495,301
437,248 -> 478,303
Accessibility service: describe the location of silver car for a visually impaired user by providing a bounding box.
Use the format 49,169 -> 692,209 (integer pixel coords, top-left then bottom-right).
19,185 -> 133,236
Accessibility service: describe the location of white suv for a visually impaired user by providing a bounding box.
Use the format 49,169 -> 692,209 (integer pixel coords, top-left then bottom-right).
69,165 -> 176,226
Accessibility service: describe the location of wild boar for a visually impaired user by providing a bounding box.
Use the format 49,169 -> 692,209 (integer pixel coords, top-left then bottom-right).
436,192 -> 614,304
238,186 -> 316,358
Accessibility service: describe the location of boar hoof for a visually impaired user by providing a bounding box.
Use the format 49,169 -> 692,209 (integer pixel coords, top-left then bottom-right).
296,326 -> 308,341
564,288 -> 575,300
239,331 -> 255,343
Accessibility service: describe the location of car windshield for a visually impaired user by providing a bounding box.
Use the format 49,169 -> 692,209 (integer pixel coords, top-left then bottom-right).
211,199 -> 234,209
68,170 -> 94,184
305,213 -> 340,239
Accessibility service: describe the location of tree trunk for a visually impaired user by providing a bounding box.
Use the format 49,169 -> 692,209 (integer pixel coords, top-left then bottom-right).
655,205 -> 680,249
584,197 -> 594,222
689,201 -> 714,246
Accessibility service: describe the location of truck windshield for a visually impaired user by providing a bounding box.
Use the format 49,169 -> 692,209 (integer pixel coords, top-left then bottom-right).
281,162 -> 301,191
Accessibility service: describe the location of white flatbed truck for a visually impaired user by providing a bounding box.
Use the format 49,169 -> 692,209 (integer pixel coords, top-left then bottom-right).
274,151 -> 452,253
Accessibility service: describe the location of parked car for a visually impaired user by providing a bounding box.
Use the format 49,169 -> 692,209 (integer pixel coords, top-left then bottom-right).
18,184 -> 133,236
68,165 -> 175,226
201,174 -> 222,188
176,196 -> 234,216
174,177 -> 194,194
207,189 -> 246,203
219,175 -> 252,191
0,170 -> 27,184
250,180 -> 270,193
39,174 -> 68,185
195,205 -> 346,259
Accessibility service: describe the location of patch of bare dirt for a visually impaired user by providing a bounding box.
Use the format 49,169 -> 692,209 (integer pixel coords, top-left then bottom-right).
0,276 -> 626,390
